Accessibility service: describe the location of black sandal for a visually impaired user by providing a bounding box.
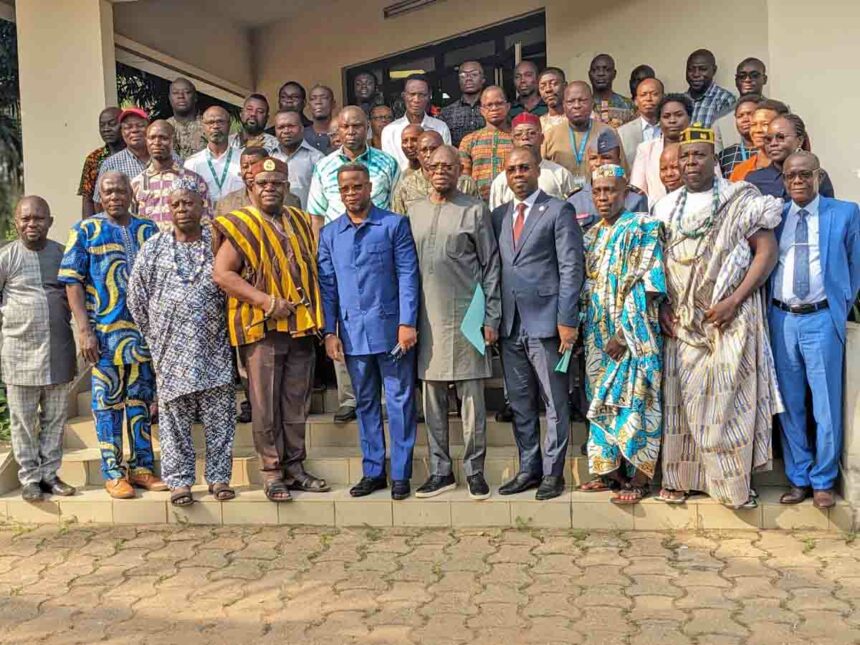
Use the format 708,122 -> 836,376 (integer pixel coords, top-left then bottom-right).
264,480 -> 292,502
170,488 -> 194,507
286,473 -> 330,492
208,483 -> 236,501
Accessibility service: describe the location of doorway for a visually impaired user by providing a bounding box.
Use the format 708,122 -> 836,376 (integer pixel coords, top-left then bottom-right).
344,11 -> 546,116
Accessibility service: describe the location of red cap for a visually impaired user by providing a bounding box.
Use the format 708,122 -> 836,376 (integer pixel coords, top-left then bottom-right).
511,112 -> 542,129
118,107 -> 149,123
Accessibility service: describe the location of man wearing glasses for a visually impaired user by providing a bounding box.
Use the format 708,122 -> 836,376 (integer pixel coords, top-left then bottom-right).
712,58 -> 769,150
440,60 -> 487,147
769,151 -> 860,510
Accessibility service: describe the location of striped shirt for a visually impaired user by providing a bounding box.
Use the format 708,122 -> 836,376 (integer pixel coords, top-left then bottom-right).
94,148 -> 183,204
130,162 -> 213,232
307,146 -> 400,223
459,127 -> 514,202
212,206 -> 323,346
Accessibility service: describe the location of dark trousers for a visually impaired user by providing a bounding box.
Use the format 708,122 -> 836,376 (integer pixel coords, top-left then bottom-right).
239,331 -> 315,482
500,318 -> 570,477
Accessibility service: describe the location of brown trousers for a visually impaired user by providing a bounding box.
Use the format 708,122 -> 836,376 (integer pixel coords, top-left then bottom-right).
239,331 -> 315,481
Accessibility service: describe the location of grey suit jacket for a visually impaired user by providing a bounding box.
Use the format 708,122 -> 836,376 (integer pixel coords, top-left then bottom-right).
491,190 -> 584,339
618,117 -> 645,168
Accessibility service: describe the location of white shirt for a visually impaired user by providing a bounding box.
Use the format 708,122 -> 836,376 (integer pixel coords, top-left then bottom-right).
184,146 -> 244,203
488,159 -> 575,210
272,140 -> 325,209
773,196 -> 826,305
381,114 -> 451,170
512,189 -> 541,225
641,117 -> 661,142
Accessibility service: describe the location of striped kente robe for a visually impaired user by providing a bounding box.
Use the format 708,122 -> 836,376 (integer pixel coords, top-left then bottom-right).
213,206 -> 323,346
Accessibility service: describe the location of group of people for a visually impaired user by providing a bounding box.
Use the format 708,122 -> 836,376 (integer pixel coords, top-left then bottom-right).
1,47 -> 857,512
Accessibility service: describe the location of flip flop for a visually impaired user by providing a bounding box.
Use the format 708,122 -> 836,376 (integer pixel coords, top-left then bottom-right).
657,488 -> 689,504
578,478 -> 614,493
610,484 -> 649,505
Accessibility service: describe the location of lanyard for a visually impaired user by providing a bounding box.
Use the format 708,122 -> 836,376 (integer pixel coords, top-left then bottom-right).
740,144 -> 751,161
206,147 -> 234,192
568,122 -> 592,165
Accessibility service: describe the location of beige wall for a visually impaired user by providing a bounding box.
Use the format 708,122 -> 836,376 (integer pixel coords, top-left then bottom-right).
766,0 -> 859,201
113,0 -> 253,91
16,0 -> 117,241
254,0 -> 765,109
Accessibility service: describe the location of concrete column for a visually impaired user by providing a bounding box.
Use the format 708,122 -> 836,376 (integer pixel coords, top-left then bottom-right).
16,0 -> 117,241
841,323 -> 860,529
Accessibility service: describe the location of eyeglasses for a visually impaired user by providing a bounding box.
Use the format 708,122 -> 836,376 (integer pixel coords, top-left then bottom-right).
736,71 -> 763,80
428,163 -> 457,172
459,71 -> 482,79
764,133 -> 791,143
481,101 -> 508,110
784,170 -> 818,181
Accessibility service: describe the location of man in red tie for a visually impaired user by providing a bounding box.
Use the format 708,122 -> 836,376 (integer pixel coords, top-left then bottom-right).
490,146 -> 585,500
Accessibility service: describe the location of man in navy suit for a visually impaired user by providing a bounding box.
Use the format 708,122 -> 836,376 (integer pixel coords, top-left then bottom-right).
318,162 -> 420,500
491,146 -> 585,500
769,151 -> 860,509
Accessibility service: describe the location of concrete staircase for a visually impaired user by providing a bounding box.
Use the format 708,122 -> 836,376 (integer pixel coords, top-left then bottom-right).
0,384 -> 852,531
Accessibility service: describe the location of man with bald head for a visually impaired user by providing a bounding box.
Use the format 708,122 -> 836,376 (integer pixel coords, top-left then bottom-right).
130,119 -> 212,232
400,124 -> 424,178
618,77 -> 664,167
543,81 -> 614,187
510,60 -> 547,118
308,105 -> 400,422
1,196 -> 77,501
185,105 -> 244,204
460,86 -> 514,201
441,60 -> 486,147
391,130 -> 479,214
589,54 -> 635,127
382,74 -> 451,170
79,106 -> 125,218
407,145 -> 501,500
272,109 -> 324,209
658,142 -> 683,194
61,171 -> 165,499
305,84 -> 338,153
167,77 -> 206,159
684,48 -> 735,127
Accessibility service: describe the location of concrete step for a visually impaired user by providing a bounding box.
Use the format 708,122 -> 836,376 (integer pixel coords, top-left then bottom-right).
0,484 -> 849,531
63,413 -> 583,451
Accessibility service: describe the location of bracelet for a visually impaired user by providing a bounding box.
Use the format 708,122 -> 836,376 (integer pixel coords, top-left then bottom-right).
263,295 -> 277,319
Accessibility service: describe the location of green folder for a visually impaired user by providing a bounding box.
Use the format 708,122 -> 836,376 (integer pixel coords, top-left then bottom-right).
460,284 -> 486,356
555,348 -> 572,373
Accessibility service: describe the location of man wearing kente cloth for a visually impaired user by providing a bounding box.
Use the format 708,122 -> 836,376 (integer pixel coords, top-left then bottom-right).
652,124 -> 783,509
579,164 -> 666,505
213,157 -> 328,502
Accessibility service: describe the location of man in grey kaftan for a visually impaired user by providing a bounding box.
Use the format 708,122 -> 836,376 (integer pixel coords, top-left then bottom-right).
406,145 -> 501,499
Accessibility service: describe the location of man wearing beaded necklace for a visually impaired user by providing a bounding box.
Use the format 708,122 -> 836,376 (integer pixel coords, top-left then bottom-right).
652,124 -> 783,510
578,164 -> 667,504
213,157 -> 328,503
128,179 -> 237,507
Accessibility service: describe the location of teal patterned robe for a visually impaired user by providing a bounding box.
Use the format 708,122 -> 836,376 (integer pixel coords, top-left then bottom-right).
581,211 -> 666,477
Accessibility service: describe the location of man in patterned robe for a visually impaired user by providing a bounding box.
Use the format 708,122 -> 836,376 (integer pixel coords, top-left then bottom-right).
128,179 -> 236,506
60,171 -> 167,499
580,165 -> 666,504
652,125 -> 783,509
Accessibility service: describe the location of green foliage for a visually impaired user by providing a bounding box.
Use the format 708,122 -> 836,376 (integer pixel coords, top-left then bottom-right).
0,384 -> 10,443
0,20 -> 21,240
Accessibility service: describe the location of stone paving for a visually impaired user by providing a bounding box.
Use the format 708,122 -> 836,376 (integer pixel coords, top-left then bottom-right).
0,524 -> 858,645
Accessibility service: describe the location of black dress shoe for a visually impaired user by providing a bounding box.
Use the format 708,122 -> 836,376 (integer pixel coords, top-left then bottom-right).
779,486 -> 810,505
21,483 -> 44,502
415,474 -> 456,498
237,400 -> 252,424
536,475 -> 565,500
334,405 -> 357,423
467,473 -> 490,500
40,478 -> 76,497
498,472 -> 541,496
349,475 -> 387,497
391,480 -> 411,500
495,404 -> 514,423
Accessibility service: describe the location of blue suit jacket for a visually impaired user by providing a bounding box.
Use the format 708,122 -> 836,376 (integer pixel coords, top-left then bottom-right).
318,205 -> 420,355
491,190 -> 584,339
771,196 -> 860,343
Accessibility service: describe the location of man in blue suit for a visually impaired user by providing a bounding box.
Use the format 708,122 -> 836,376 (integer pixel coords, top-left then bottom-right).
770,151 -> 860,509
491,146 -> 585,500
318,162 -> 420,500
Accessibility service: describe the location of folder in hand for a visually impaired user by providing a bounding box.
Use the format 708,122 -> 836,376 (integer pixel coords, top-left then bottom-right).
555,348 -> 572,373
460,284 -> 486,356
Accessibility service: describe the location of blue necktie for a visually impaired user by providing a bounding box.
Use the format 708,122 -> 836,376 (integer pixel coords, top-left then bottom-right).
793,209 -> 810,300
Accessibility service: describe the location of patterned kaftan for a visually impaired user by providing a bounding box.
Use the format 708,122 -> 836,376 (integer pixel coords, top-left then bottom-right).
582,211 -> 666,478
653,179 -> 784,506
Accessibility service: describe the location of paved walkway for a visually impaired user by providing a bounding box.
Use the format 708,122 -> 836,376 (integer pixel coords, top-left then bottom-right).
0,524 -> 858,645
